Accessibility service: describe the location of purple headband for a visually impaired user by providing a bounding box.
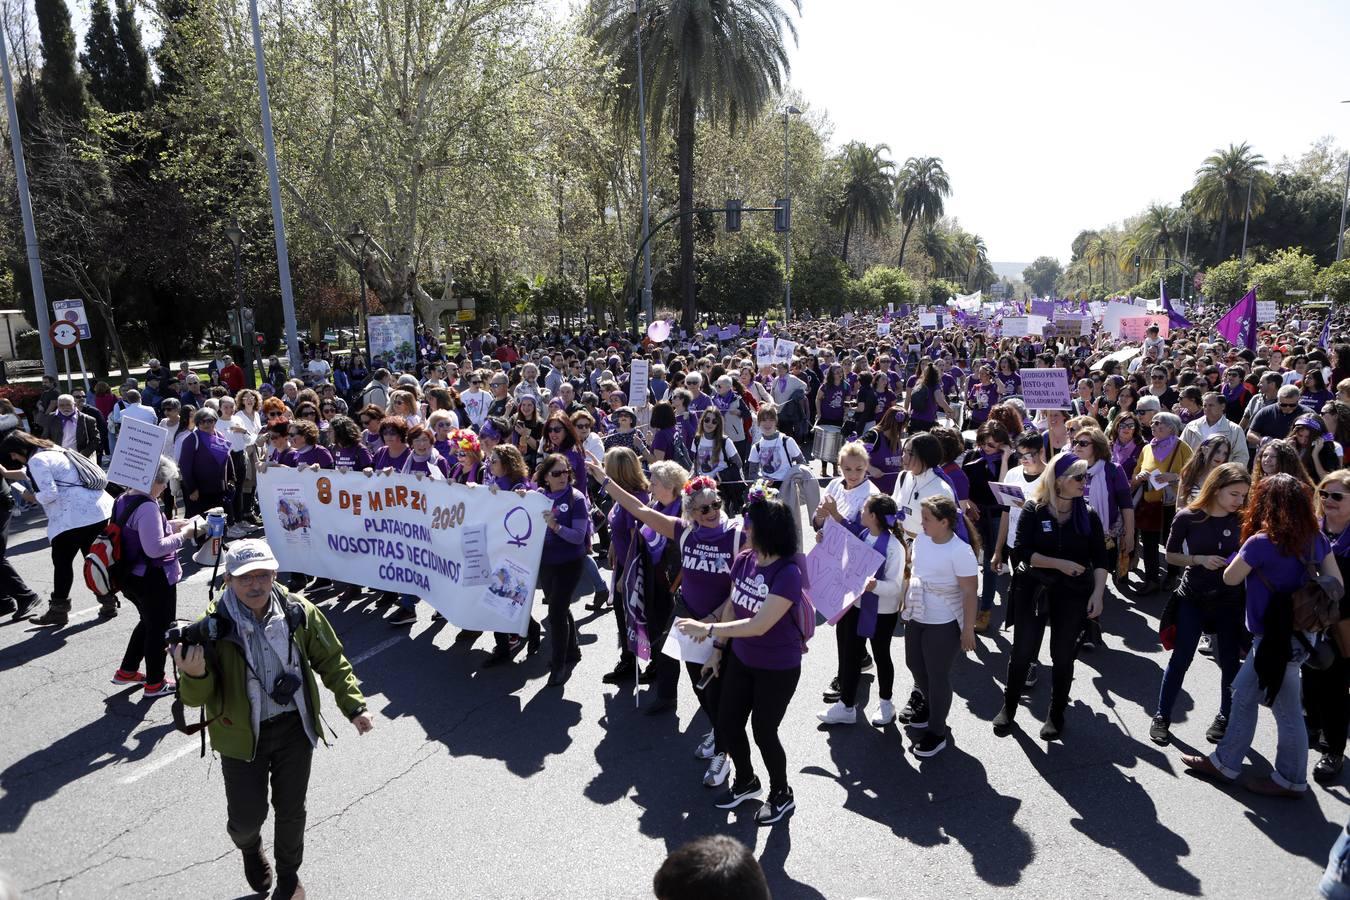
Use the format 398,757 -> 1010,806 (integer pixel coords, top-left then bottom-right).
480,421 -> 502,441
1053,454 -> 1080,479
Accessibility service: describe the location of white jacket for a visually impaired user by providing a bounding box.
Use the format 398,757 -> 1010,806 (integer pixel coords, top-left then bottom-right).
28,449 -> 114,539
1180,415 -> 1249,468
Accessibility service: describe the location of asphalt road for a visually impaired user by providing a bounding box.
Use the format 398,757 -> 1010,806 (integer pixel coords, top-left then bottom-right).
0,499 -> 1342,899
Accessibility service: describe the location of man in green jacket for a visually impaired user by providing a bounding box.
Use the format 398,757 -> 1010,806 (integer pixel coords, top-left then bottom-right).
174,539 -> 374,900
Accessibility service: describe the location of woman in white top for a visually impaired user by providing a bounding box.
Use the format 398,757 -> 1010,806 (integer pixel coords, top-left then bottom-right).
811,441 -> 879,539
817,493 -> 908,728
891,432 -> 955,539
229,390 -> 262,529
1,430 -> 117,626
901,495 -> 978,758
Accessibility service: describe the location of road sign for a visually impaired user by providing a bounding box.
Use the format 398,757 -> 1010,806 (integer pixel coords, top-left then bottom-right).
52,299 -> 90,340
456,310 -> 474,322
1285,289 -> 1311,296
49,319 -> 80,349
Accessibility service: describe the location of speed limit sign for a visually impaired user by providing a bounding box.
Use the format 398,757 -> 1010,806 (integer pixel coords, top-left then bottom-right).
49,319 -> 80,349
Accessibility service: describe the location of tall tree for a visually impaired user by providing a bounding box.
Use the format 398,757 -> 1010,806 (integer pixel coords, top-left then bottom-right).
1022,256 -> 1061,296
829,141 -> 893,264
894,156 -> 949,270
80,0 -> 128,111
114,0 -> 153,111
1129,203 -> 1182,273
33,0 -> 87,120
1191,142 -> 1270,262
588,0 -> 800,326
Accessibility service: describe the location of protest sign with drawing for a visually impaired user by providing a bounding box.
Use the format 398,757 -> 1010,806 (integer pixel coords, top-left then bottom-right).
805,519 -> 885,625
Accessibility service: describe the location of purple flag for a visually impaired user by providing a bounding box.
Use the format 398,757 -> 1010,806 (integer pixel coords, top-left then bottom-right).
1161,279 -> 1191,329
1215,288 -> 1258,352
1030,299 -> 1054,318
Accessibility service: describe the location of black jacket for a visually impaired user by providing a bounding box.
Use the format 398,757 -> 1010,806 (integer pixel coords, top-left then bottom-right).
43,411 -> 101,458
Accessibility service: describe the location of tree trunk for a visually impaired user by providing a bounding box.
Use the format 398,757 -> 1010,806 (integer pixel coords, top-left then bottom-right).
677,88 -> 697,329
897,217 -> 915,269
1215,216 -> 1229,263
841,218 -> 852,265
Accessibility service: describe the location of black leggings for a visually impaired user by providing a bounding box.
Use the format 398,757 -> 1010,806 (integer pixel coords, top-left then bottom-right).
50,519 -> 109,602
120,567 -> 178,683
836,608 -> 899,707
686,659 -> 722,728
542,557 -> 583,670
1004,586 -> 1089,712
1139,505 -> 1177,584
716,652 -> 800,794
1305,649 -> 1350,756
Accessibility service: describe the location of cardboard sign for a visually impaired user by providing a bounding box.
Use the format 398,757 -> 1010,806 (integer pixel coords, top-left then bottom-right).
774,339 -> 796,364
1020,367 -> 1072,410
1119,314 -> 1169,341
804,519 -> 886,625
629,359 -> 650,408
1256,300 -> 1278,322
1055,315 -> 1090,337
106,417 -> 169,493
755,337 -> 776,367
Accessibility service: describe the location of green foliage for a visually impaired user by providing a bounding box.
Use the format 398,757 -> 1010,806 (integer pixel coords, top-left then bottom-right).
701,240 -> 784,320
829,142 -> 894,263
1248,248 -> 1319,302
894,156 -> 950,269
792,253 -> 850,317
924,278 -> 962,307
1190,142 -> 1271,262
1198,259 -> 1248,307
34,0 -> 88,119
1022,257 -> 1062,296
1318,260 -> 1350,305
857,266 -> 916,311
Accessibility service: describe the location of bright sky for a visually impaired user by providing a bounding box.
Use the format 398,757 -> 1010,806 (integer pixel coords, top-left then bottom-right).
556,0 -> 1350,266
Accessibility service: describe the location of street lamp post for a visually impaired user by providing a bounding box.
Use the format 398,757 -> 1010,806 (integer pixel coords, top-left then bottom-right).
1239,178 -> 1254,265
345,224 -> 373,360
783,105 -> 802,321
223,221 -> 254,388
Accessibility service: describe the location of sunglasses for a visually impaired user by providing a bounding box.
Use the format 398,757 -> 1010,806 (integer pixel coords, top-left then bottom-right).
695,499 -> 724,515
548,469 -> 569,479
471,380 -> 482,385
1017,451 -> 1039,460
1071,439 -> 1093,448
1118,421 -> 1137,428
1279,403 -> 1300,410
1320,489 -> 1349,503
1066,473 -> 1087,482
267,411 -> 285,418
547,426 -> 565,433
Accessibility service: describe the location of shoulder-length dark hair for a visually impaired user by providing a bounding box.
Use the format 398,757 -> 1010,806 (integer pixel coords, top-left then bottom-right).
533,451 -> 574,488
745,497 -> 799,559
542,411 -> 579,451
0,430 -> 54,461
1242,471 -> 1319,555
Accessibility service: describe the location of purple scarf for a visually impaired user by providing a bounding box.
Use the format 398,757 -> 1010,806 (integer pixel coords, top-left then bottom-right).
1325,516 -> 1350,558
982,451 -> 1001,478
1112,439 -> 1138,471
1150,434 -> 1179,463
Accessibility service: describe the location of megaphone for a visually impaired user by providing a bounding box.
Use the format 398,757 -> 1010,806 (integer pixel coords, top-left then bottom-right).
191,508 -> 228,566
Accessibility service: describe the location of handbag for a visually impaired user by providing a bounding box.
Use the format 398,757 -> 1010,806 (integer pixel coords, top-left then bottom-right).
1298,631 -> 1337,672
1135,498 -> 1163,532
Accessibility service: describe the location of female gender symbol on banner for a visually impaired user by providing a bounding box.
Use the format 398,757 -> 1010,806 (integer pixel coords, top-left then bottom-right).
503,505 -> 534,547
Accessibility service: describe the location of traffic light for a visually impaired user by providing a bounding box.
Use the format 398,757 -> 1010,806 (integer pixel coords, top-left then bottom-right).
725,199 -> 742,232
774,198 -> 791,233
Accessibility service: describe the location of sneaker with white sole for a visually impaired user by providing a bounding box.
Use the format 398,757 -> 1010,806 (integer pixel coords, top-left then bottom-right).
703,752 -> 730,788
755,787 -> 795,825
913,731 -> 947,758
111,668 -> 145,686
143,679 -> 177,698
871,699 -> 896,727
714,775 -> 763,809
816,701 -> 857,725
388,606 -> 417,626
694,730 -> 716,760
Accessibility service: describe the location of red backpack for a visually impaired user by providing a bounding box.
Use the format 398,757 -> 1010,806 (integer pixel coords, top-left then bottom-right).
85,495 -> 154,596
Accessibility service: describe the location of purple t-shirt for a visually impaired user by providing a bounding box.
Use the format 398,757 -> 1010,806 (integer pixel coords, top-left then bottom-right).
967,382 -> 998,424
292,445 -> 334,469
727,551 -> 804,670
1238,532 -> 1333,634
541,486 -> 589,564
996,372 -> 1022,395
372,446 -> 409,471
673,521 -> 744,618
651,426 -> 677,460
333,445 -> 374,470
866,431 -> 903,494
607,489 -> 649,575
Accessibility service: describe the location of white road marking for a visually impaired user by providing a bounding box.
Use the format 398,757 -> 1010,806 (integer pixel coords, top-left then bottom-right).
119,743 -> 199,784
350,635 -> 403,665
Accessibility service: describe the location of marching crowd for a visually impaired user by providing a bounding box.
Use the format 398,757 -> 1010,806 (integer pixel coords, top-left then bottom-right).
7,307 -> 1350,895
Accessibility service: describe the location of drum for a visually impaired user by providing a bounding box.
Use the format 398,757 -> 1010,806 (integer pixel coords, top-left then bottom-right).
812,425 -> 843,465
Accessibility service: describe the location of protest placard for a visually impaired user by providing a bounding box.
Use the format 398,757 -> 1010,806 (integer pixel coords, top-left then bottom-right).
629,359 -> 650,407
1256,300 -> 1278,322
1103,300 -> 1139,337
1120,314 -> 1169,341
1055,314 -> 1089,336
876,321 -> 891,336
805,519 -> 885,625
918,312 -> 938,328
107,417 -> 169,493
258,467 -> 550,633
755,337 -> 776,367
1020,367 -> 1072,410
774,338 -> 797,364
1002,317 -> 1030,337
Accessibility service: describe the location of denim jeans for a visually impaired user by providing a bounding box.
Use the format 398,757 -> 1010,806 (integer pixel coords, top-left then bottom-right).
1322,820 -> 1350,900
1156,593 -> 1244,721
572,554 -> 607,601
1210,635 -> 1309,790
976,505 -> 1001,612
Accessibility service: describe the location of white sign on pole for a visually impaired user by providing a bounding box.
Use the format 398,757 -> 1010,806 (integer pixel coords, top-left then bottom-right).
628,359 -> 650,408
774,339 -> 796,364
107,417 -> 170,494
755,337 -> 776,367
1020,367 -> 1073,410
52,299 -> 90,340
1256,300 -> 1278,322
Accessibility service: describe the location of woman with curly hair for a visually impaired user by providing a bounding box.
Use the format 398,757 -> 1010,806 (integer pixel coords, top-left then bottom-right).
1184,472 -> 1343,796
987,402 -> 1025,441
1255,438 -> 1314,489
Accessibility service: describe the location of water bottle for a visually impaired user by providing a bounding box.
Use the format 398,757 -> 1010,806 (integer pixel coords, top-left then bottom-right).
206,509 -> 227,540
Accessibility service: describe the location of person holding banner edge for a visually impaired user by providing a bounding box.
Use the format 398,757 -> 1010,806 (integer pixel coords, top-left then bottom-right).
533,452 -> 591,685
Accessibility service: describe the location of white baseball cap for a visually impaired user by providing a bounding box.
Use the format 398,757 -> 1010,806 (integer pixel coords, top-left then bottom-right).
225,539 -> 279,576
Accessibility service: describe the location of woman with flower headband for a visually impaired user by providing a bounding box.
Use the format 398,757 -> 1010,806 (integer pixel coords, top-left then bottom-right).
995,451 -> 1109,741
589,460 -> 745,788
817,493 -> 908,729
447,429 -> 483,485
673,484 -> 805,825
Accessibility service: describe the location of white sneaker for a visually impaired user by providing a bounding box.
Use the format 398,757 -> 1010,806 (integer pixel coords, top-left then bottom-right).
816,701 -> 856,725
703,752 -> 730,787
871,699 -> 896,727
694,730 -> 716,760
226,524 -> 250,539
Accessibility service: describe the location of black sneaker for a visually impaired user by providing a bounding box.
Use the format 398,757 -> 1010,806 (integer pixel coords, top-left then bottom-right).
822,676 -> 840,704
1198,633 -> 1215,657
12,593 -> 42,621
897,689 -> 926,723
860,652 -> 874,673
1315,753 -> 1345,785
1205,714 -> 1228,744
1149,715 -> 1171,746
913,731 -> 948,758
0,598 -> 14,617
1025,662 -> 1039,689
601,657 -> 636,685
714,776 -> 763,809
755,787 -> 795,825
993,705 -> 1016,736
388,606 -> 417,626
242,843 -> 274,893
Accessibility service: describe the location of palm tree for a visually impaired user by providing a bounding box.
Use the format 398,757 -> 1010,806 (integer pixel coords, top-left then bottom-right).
1191,142 -> 1270,262
951,230 -> 988,290
1131,204 -> 1182,273
894,156 -> 951,270
917,223 -> 954,279
1086,233 -> 1115,290
830,141 -> 894,264
588,0 -> 800,326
